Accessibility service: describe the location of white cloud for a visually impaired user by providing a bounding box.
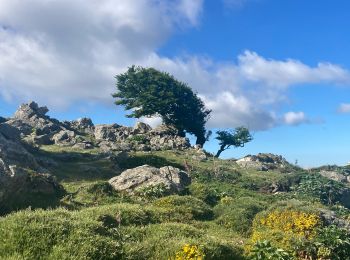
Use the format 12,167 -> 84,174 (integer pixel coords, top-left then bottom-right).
0,1 -> 348,130
238,51 -> 350,88
139,116 -> 163,128
283,111 -> 309,126
338,103 -> 350,113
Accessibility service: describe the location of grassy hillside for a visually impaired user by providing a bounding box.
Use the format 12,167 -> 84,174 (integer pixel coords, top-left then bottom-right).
1,147 -> 350,259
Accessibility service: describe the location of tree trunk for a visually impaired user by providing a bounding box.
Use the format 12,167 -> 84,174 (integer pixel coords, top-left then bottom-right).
195,136 -> 206,147
215,145 -> 226,158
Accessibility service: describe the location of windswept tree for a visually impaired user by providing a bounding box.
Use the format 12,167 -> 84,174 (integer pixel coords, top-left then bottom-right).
113,66 -> 211,146
215,127 -> 253,158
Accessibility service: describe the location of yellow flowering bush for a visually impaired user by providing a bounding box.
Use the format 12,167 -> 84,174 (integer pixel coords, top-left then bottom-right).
247,210 -> 321,253
174,244 -> 205,260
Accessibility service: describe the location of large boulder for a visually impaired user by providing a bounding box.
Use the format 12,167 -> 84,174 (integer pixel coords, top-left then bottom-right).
236,153 -> 295,172
66,117 -> 95,134
94,124 -> 130,141
319,170 -> 348,183
0,131 -> 64,214
52,130 -> 77,145
7,101 -> 62,136
132,122 -> 152,134
108,165 -> 191,194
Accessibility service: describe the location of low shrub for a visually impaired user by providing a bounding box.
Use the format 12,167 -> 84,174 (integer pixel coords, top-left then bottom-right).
153,195 -> 214,221
292,173 -> 347,206
214,196 -> 267,235
247,207 -> 322,254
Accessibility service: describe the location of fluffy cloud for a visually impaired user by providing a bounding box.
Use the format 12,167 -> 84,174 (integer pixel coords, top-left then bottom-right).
283,111 -> 309,126
0,0 -> 349,130
337,103 -> 350,113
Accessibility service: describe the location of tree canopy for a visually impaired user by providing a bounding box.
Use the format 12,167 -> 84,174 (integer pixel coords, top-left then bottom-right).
215,127 -> 253,157
113,66 -> 211,146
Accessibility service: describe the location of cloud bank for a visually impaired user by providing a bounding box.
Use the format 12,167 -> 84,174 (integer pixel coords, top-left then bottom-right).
0,0 -> 349,130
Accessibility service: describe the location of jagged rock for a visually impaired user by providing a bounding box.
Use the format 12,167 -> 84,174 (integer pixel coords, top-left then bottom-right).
149,124 -> 180,136
319,170 -> 348,183
7,101 -> 62,136
108,165 -> 191,194
0,117 -> 6,123
0,123 -> 21,141
33,134 -> 53,145
52,130 -> 76,145
73,141 -> 94,150
236,153 -> 294,172
191,148 -> 208,161
132,122 -> 152,134
94,124 -> 125,141
68,118 -> 94,134
0,131 -> 64,214
0,132 -> 38,172
14,101 -> 49,119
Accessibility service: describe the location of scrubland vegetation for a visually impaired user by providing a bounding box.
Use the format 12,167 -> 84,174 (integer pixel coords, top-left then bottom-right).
1,147 -> 349,259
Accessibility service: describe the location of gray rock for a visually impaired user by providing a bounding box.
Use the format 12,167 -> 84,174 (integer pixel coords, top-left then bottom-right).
0,123 -> 21,141
108,165 -> 191,194
52,130 -> 76,145
0,131 -> 64,214
33,134 -> 53,145
236,153 -> 294,172
8,101 -> 62,136
132,122 -> 152,134
94,124 -> 123,141
319,170 -> 348,183
319,209 -> 350,231
191,148 -> 208,161
68,117 -> 94,134
73,142 -> 94,149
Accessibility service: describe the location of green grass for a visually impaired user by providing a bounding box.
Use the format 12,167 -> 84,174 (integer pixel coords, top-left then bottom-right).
1,147 -> 350,259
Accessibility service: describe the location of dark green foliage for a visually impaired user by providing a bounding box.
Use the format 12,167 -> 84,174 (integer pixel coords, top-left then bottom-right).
297,225 -> 350,260
113,66 -> 211,145
292,173 -> 348,206
215,127 -> 253,157
214,196 -> 267,235
249,240 -> 292,260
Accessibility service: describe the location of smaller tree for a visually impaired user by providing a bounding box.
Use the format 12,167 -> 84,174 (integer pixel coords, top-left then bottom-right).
215,127 -> 253,158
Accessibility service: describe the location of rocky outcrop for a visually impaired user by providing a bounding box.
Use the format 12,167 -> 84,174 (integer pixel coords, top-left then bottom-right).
236,153 -> 296,172
108,165 -> 191,195
95,123 -> 190,152
319,209 -> 350,231
0,130 -> 64,214
4,101 -> 191,151
8,101 -> 62,136
319,170 -> 348,183
66,117 -> 94,134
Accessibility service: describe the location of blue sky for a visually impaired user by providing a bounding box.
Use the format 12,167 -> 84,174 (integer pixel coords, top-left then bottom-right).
1,0 -> 350,167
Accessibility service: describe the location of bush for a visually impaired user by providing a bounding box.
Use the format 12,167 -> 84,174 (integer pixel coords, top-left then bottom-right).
153,195 -> 214,221
61,182 -> 131,209
122,223 -> 243,260
249,240 -> 293,260
0,208 -> 123,259
214,196 -> 267,235
247,207 -> 322,253
296,225 -> 350,260
292,173 -> 347,206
